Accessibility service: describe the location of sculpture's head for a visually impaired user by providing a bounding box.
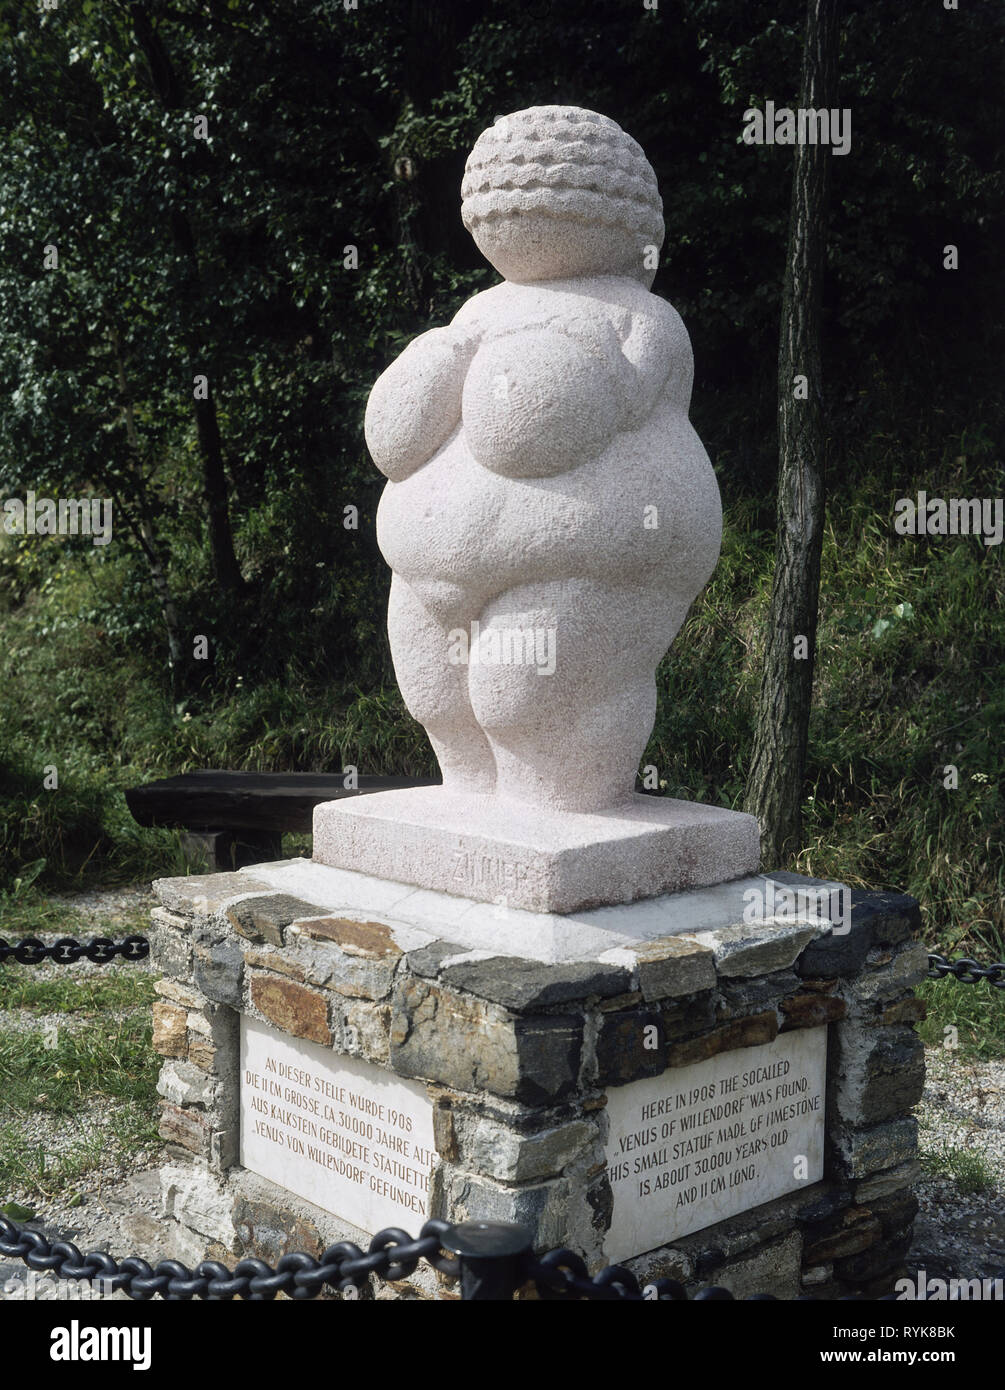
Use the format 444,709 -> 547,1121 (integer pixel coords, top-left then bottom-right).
461,105 -> 665,288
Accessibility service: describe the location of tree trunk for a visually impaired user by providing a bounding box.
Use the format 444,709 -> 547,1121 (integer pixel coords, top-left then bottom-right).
101,475 -> 186,698
744,0 -> 839,865
108,328 -> 185,695
129,1 -> 244,595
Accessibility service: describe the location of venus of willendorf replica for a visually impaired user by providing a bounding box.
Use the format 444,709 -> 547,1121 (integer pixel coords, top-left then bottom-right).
315,105 -> 759,913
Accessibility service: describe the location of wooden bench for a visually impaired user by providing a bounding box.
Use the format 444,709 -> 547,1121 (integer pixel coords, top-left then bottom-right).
125,770 -> 440,870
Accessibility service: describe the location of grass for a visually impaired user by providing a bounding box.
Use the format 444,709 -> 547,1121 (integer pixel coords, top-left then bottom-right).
0,963 -> 160,1203
0,966 -> 156,1017
916,977 -> 1005,1063
0,1102 -> 159,1204
0,890 -> 151,940
919,1142 -> 998,1197
0,893 -> 95,939
0,893 -> 164,1205
0,1007 -> 158,1115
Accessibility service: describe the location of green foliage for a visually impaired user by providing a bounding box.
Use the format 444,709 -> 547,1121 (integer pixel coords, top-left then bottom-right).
0,967 -> 156,1017
0,1007 -> 159,1134
0,2 -> 1001,975
917,979 -> 1005,1064
0,748 -> 112,886
1,858 -> 47,902
645,423 -> 1003,952
919,1142 -> 997,1197
0,1201 -> 35,1222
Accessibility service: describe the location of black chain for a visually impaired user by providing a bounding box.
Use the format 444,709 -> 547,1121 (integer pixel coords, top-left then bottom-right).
529,1254 -> 823,1300
0,936 -> 150,966
3,1214 -> 1001,1300
526,1250 -> 1005,1301
0,1220 -> 781,1301
0,1215 -> 458,1299
528,1250 -> 678,1300
927,953 -> 1005,989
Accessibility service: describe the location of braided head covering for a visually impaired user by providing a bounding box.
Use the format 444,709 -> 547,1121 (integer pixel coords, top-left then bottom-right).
461,106 -> 665,286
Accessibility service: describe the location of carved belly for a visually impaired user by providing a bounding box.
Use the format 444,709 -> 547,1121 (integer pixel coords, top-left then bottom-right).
376,404 -> 720,622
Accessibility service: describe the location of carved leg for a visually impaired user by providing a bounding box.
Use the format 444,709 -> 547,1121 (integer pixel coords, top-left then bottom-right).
387,574 -> 496,794
467,580 -> 679,813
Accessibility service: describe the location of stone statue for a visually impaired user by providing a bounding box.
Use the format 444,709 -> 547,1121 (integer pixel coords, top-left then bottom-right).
365,105 -> 722,815
315,105 -> 757,913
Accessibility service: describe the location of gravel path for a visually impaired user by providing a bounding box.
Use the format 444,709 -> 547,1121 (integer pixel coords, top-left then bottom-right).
909,1049 -> 1005,1283
45,884 -> 155,920
1,884 -> 162,1299
1,887 -> 1002,1298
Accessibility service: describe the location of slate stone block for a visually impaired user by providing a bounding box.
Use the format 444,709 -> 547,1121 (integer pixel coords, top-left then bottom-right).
193,940 -> 244,1008
438,955 -> 631,1013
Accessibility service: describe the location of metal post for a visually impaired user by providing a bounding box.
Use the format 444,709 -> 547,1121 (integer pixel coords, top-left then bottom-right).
440,1221 -> 533,1300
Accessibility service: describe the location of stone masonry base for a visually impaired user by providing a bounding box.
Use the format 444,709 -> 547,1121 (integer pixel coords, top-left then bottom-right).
146,861 -> 926,1299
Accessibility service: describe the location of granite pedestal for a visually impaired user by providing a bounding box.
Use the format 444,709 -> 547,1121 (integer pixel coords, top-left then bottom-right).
313,787 -> 760,914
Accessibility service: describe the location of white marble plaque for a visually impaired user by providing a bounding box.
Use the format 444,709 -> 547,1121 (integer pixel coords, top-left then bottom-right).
240,1016 -> 436,1235
603,1027 -> 826,1262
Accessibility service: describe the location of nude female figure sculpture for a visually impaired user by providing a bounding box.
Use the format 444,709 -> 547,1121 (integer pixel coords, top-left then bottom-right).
365,105 -> 722,819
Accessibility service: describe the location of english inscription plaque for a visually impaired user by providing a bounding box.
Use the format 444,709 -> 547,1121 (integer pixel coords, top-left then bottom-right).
603,1027 -> 826,1262
240,1016 -> 436,1235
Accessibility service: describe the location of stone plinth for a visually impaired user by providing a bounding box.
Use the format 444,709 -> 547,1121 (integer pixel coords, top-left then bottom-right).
312,787 -> 759,914
146,860 -> 925,1299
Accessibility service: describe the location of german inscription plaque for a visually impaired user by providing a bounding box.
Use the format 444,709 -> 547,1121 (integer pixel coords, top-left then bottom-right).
240,1016 -> 436,1235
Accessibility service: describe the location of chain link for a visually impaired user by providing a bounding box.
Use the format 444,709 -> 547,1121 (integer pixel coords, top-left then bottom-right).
525,1250 -> 775,1300
0,936 -> 150,966
2,1213 -> 1002,1300
0,1216 -> 458,1299
525,1252 -> 1005,1301
529,1249 -> 639,1299
927,953 -> 1005,989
